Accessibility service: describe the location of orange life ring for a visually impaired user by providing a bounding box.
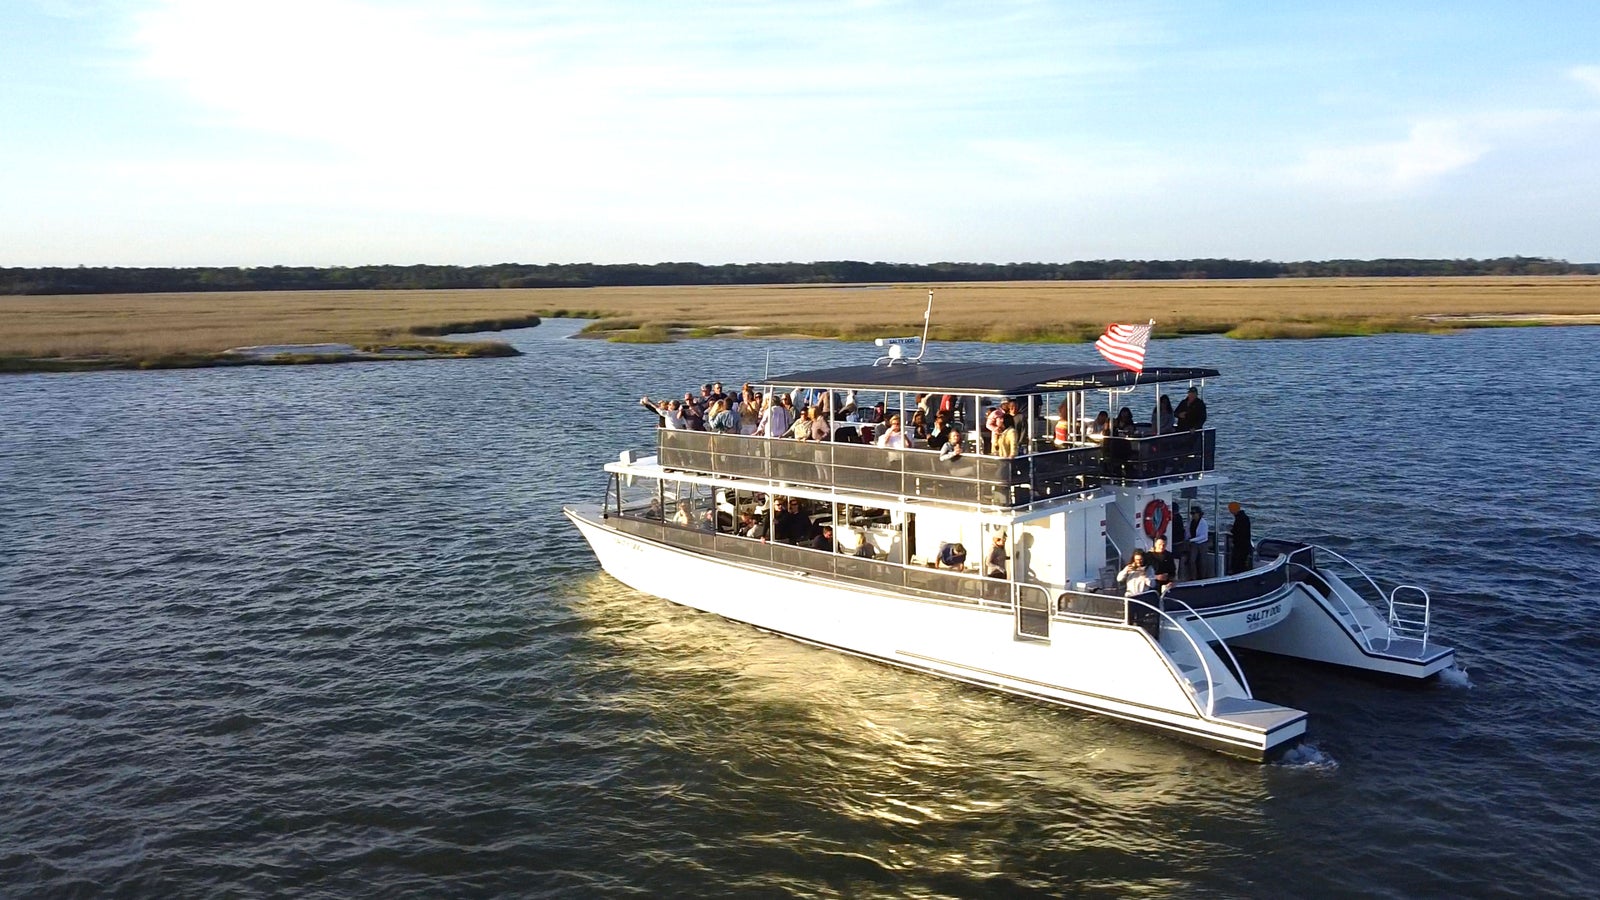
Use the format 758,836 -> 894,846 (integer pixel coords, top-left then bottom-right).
1142,499 -> 1170,539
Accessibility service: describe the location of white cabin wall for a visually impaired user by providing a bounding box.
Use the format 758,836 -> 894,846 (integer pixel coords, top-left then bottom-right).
1016,516 -> 1065,588
1066,505 -> 1111,587
913,508 -> 985,564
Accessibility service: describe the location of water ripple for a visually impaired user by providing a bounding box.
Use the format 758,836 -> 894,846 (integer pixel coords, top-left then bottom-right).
4,323 -> 1600,895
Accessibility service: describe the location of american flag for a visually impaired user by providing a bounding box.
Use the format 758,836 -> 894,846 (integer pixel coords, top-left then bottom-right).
1094,321 -> 1153,372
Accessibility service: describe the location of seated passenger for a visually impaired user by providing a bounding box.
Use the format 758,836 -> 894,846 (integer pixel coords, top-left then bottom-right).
1088,411 -> 1111,437
927,413 -> 952,450
775,498 -> 812,543
1117,550 -> 1154,596
807,524 -> 835,552
939,429 -> 964,461
876,415 -> 909,449
1113,406 -> 1136,436
738,510 -> 766,540
672,500 -> 693,527
936,541 -> 968,571
909,410 -> 929,442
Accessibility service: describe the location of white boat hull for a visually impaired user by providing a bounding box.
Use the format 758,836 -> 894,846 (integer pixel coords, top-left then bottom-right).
566,505 -> 1306,760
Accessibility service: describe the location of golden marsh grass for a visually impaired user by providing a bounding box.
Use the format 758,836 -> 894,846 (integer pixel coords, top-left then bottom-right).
2,277 -> 1598,364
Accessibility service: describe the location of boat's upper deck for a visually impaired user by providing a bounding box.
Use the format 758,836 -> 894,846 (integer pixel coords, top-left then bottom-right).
650,361 -> 1219,510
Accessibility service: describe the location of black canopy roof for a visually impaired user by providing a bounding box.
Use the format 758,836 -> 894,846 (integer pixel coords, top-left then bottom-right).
765,362 -> 1219,395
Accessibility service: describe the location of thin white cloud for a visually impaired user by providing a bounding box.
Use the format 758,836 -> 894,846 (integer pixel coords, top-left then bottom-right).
1288,121 -> 1488,194
1572,64 -> 1600,97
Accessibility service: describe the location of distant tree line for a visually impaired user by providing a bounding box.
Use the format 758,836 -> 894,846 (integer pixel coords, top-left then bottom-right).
2,256 -> 1594,295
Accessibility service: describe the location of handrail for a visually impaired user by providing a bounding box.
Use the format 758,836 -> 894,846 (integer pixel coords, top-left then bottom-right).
615,514 -> 1024,611
1389,584 -> 1432,652
1304,542 -> 1432,651
1124,596 -> 1221,717
1286,560 -> 1377,655
1157,593 -> 1254,700
1103,502 -> 1137,561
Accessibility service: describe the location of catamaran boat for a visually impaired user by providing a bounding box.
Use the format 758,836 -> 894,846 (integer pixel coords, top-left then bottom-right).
564,347 -> 1454,760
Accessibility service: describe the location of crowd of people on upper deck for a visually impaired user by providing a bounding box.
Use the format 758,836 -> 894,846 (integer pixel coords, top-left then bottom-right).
639,380 -> 1210,458
640,383 -> 987,454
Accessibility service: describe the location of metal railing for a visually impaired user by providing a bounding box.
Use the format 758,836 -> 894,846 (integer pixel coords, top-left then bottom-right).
654,428 -> 1213,509
610,514 -> 1019,608
1124,595 -> 1224,717
1158,593 -> 1254,699
1306,543 -> 1433,652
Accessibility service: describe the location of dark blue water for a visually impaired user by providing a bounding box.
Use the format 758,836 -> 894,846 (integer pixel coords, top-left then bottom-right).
5,321 -> 1600,897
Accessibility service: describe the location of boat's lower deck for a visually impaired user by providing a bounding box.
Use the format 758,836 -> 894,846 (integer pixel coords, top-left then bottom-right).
566,503 -> 1308,760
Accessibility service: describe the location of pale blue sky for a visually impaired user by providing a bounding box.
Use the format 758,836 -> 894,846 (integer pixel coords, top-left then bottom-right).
4,0 -> 1598,266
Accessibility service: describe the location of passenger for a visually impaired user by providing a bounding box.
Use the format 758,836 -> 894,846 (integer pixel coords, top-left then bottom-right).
1113,406 -> 1136,437
984,402 -> 1006,454
706,399 -> 738,433
680,396 -> 706,431
758,394 -> 793,438
776,498 -> 813,543
1055,398 -> 1072,446
1005,399 -> 1029,448
808,524 -> 835,552
927,412 -> 952,450
986,534 -> 1008,579
854,539 -> 877,559
737,393 -> 761,435
646,497 -> 663,520
1088,411 -> 1111,437
672,500 -> 693,527
1117,549 -> 1155,596
939,429 -> 964,461
738,509 -> 765,540
639,395 -> 686,430
1146,537 -> 1177,592
936,541 -> 968,571
709,382 -> 728,404
788,408 -> 814,440
1152,394 -> 1177,433
993,405 -> 1018,458
837,390 -> 859,420
1176,386 -> 1208,430
877,415 -> 910,449
809,406 -> 831,442
1184,506 -> 1210,578
1228,501 -> 1253,574
909,410 -> 929,442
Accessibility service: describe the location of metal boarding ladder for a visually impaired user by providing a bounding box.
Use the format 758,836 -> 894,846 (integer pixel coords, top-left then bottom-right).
1387,584 -> 1433,651
1307,544 -> 1433,653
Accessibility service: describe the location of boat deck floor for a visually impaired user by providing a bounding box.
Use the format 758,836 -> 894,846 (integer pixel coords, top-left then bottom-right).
1209,697 -> 1306,733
